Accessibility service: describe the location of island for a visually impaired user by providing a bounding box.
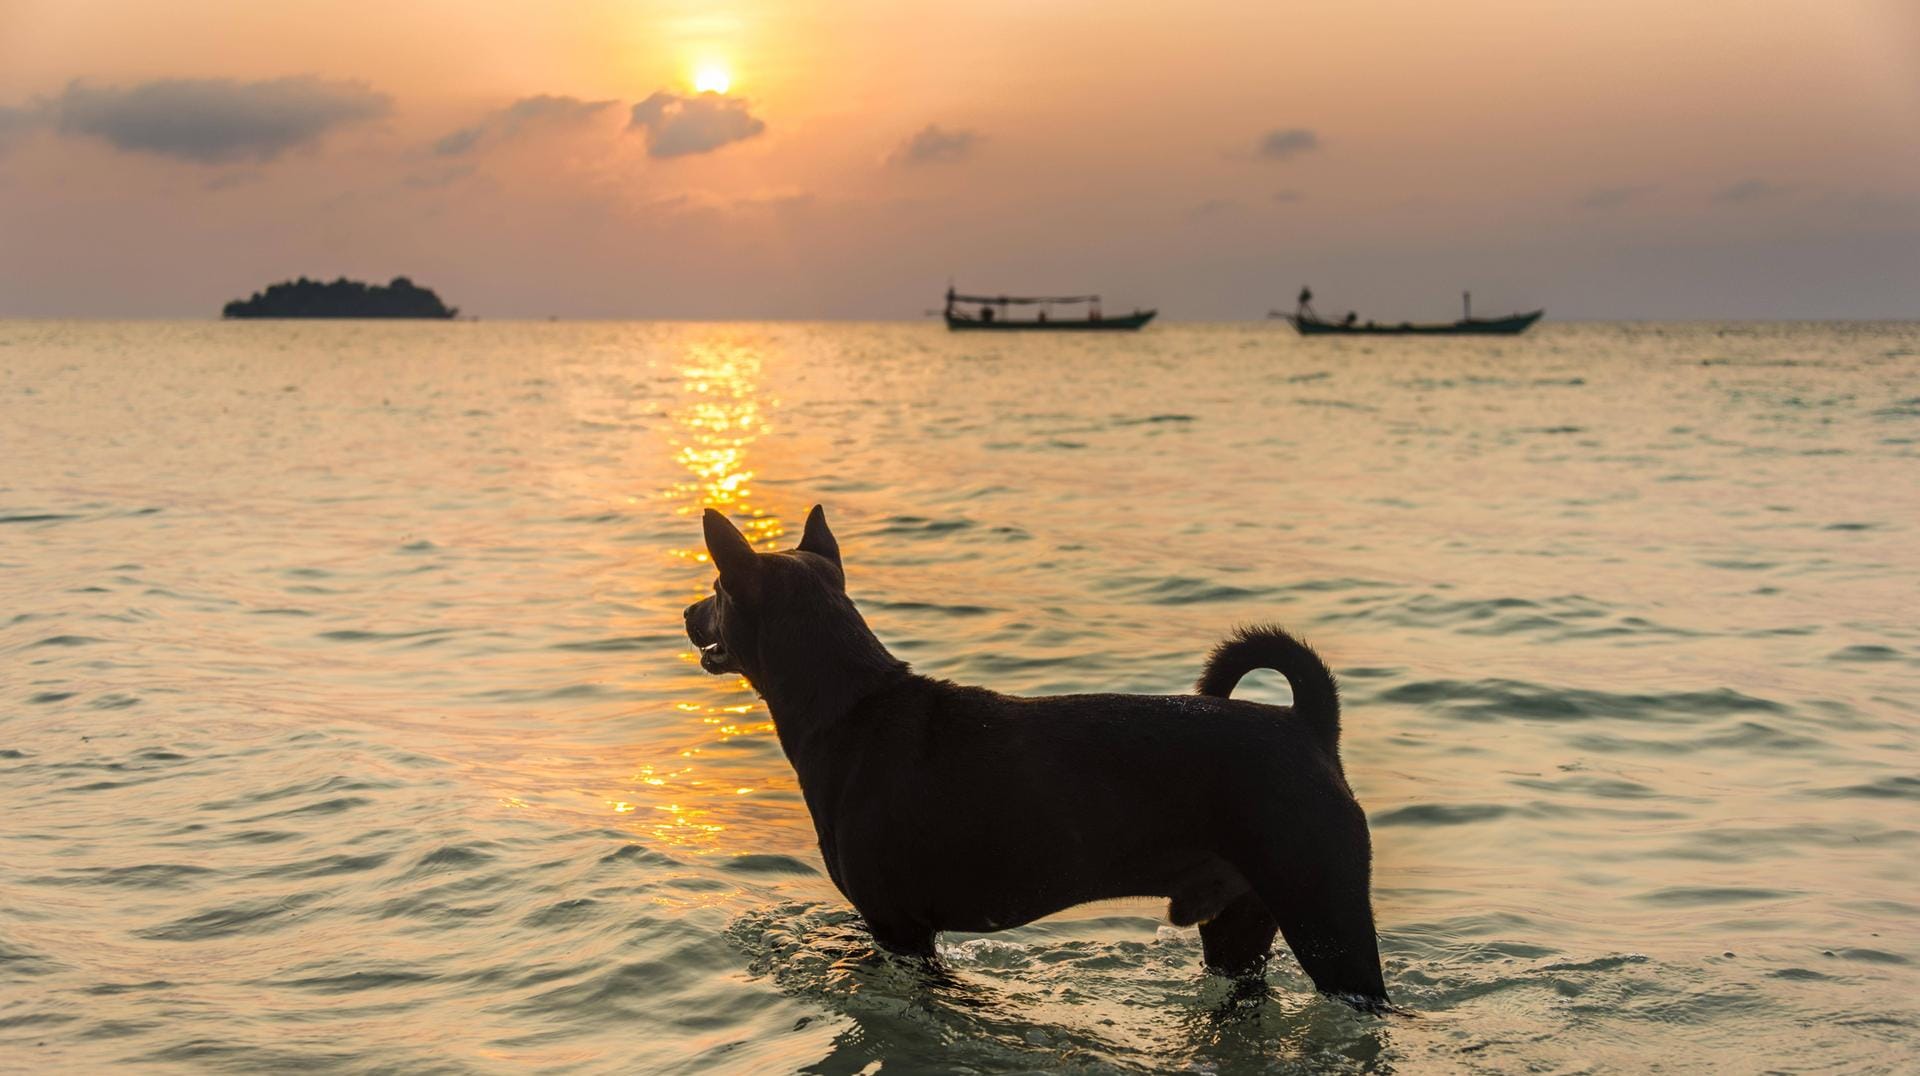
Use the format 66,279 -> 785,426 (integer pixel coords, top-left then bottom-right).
222,276 -> 459,319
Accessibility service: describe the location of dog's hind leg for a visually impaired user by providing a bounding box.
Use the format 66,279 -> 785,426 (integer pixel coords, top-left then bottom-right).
1197,891 -> 1280,978
862,917 -> 938,961
1232,803 -> 1389,1008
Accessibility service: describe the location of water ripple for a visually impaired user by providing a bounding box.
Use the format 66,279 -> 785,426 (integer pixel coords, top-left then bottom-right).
3,320 -> 1915,1073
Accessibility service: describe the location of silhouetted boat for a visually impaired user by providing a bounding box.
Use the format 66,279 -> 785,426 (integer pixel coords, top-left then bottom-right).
943,287 -> 1155,331
1273,288 -> 1541,336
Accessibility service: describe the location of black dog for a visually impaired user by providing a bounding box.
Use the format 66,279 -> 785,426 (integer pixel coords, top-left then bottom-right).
684,506 -> 1389,1010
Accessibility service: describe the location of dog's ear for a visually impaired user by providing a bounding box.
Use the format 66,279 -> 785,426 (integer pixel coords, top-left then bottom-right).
796,504 -> 840,567
703,509 -> 760,590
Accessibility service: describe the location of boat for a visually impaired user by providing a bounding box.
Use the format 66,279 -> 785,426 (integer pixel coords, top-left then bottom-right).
1273,287 -> 1541,336
943,287 -> 1155,331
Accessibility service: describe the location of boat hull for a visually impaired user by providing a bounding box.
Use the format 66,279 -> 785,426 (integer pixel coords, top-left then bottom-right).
946,310 -> 1156,331
1287,310 -> 1542,336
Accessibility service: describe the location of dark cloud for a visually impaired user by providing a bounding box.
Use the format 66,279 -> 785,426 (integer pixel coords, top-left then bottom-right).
433,94 -> 615,156
1715,178 -> 1791,203
48,77 -> 390,163
1272,189 -> 1305,204
890,124 -> 979,165
501,94 -> 616,126
1579,184 -> 1656,210
433,126 -> 485,157
627,91 -> 765,158
1257,128 -> 1319,160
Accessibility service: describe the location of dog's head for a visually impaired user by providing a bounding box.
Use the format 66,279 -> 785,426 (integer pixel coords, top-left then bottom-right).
684,504 -> 850,682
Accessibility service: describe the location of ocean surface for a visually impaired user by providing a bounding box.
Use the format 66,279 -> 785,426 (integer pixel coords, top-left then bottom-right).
2,320 -> 1916,1074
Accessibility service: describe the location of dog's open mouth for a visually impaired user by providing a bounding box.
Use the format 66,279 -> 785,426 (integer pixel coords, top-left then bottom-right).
697,642 -> 737,674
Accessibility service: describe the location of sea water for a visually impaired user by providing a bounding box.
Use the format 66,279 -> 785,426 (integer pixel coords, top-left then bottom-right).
2,320 -> 1916,1072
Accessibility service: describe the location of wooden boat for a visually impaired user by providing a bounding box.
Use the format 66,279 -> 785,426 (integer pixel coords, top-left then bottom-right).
1274,288 -> 1541,336
943,287 -> 1155,331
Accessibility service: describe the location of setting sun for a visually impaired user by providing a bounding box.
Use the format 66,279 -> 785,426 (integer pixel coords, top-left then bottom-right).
693,63 -> 731,94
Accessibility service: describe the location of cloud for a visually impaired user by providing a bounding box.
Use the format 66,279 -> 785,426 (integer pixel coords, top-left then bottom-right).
1579,184 -> 1656,210
639,188 -> 814,218
1715,178 -> 1791,203
433,94 -> 615,156
0,104 -> 32,153
1819,188 -> 1920,222
1256,128 -> 1319,160
1273,189 -> 1305,204
404,163 -> 478,189
627,91 -> 765,158
202,170 -> 265,192
432,126 -> 485,157
1189,197 -> 1242,218
733,190 -> 813,214
47,76 -> 390,163
890,124 -> 979,165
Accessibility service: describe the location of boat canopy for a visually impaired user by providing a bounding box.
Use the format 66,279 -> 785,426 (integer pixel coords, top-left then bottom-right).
948,291 -> 1100,305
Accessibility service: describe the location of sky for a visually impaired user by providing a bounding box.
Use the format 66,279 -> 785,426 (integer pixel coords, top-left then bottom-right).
1,0 -> 1917,319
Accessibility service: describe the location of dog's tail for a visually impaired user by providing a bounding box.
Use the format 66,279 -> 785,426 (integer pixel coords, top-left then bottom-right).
1196,625 -> 1342,755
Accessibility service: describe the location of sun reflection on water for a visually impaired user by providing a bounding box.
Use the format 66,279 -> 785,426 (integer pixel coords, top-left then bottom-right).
624,334 -> 792,851
663,341 -> 785,551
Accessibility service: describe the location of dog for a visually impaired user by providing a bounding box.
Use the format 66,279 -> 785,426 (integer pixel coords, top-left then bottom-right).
684,505 -> 1390,1011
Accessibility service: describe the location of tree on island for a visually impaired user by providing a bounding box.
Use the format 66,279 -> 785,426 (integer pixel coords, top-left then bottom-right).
222,276 -> 459,318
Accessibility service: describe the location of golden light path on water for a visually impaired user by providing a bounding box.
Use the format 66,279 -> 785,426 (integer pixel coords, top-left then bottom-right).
628,335 -> 784,851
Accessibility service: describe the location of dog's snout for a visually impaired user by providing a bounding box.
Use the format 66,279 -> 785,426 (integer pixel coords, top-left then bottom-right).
683,595 -> 741,675
684,598 -> 716,646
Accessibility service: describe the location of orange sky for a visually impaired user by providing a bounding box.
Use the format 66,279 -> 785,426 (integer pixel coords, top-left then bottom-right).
2,0 -> 1917,317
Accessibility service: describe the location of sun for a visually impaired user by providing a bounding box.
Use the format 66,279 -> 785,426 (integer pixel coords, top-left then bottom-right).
694,64 -> 731,94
